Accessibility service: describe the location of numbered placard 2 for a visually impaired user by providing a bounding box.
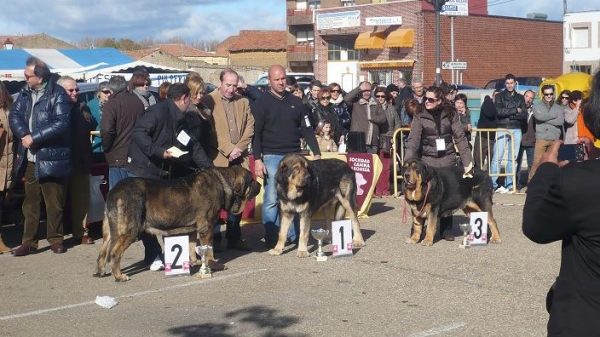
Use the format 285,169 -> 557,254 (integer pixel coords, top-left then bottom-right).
164,235 -> 191,277
331,220 -> 353,257
468,212 -> 488,246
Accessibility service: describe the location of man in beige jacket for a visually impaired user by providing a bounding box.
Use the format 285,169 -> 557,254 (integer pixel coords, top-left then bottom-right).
205,68 -> 255,250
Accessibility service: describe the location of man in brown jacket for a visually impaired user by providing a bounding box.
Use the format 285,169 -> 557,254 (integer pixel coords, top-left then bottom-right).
100,76 -> 145,190
204,68 -> 254,250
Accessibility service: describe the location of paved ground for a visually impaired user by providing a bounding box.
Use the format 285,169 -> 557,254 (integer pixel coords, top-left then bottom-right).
0,192 -> 557,337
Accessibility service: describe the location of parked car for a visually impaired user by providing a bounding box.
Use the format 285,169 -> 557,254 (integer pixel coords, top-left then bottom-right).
254,72 -> 315,86
484,76 -> 543,91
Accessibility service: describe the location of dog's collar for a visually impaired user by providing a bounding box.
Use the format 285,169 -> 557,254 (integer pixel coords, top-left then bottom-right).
414,182 -> 431,218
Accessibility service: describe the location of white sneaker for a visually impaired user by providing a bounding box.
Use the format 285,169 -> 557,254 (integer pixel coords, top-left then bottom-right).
495,186 -> 508,194
149,256 -> 164,271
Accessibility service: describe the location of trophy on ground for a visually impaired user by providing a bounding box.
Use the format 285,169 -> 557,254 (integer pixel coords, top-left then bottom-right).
459,223 -> 471,249
195,245 -> 213,278
311,228 -> 329,261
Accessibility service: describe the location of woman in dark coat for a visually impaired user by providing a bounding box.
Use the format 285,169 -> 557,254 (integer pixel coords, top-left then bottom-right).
523,69 -> 600,336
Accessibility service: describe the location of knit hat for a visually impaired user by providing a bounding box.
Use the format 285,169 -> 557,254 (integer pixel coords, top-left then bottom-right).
386,84 -> 399,94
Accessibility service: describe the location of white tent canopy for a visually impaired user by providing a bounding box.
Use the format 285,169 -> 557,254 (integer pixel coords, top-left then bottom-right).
74,60 -> 189,85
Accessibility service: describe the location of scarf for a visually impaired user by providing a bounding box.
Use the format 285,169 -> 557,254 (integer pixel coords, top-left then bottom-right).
133,89 -> 157,109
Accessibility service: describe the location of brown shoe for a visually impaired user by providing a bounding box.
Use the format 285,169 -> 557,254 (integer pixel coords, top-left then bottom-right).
50,243 -> 67,254
11,245 -> 36,256
81,236 -> 94,245
0,238 -> 11,253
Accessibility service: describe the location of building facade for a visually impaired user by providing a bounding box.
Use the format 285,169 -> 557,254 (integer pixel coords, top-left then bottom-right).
287,0 -> 563,91
563,10 -> 600,75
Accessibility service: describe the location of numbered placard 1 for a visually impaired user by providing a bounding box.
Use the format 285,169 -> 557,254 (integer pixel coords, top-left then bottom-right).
331,219 -> 353,257
468,212 -> 488,246
164,235 -> 191,277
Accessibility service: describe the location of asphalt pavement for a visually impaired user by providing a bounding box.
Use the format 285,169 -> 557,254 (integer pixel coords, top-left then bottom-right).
0,192 -> 557,337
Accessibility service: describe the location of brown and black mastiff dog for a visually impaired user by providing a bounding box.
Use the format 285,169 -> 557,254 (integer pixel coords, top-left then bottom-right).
94,166 -> 261,282
403,158 -> 501,246
268,154 -> 365,257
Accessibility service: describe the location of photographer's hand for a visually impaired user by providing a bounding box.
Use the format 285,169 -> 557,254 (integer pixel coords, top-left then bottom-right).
541,140 -> 569,168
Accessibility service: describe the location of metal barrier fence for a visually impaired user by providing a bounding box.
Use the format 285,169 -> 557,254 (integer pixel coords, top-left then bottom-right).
391,127 -> 518,196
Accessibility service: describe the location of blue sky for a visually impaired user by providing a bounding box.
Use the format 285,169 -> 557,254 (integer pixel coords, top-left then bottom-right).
0,0 -> 598,45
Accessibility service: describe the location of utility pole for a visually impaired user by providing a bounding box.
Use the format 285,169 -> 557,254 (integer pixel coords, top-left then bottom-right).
427,0 -> 448,87
563,0 -> 567,15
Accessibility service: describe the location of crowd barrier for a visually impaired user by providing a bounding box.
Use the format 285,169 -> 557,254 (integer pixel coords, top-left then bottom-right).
391,127 -> 518,196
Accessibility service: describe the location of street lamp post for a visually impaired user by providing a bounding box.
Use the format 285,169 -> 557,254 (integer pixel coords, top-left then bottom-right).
426,0 -> 447,86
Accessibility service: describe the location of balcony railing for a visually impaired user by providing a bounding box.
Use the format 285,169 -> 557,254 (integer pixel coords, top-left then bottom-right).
287,45 -> 314,62
287,9 -> 314,25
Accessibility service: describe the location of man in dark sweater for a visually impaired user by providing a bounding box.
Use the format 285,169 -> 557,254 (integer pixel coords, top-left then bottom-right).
473,89 -> 500,169
252,65 -> 321,248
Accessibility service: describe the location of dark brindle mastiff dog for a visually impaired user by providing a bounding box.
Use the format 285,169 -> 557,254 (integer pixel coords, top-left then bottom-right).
403,158 -> 501,246
268,154 -> 365,257
94,166 -> 261,282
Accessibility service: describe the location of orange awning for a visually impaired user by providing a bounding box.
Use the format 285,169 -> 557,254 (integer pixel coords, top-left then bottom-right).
359,60 -> 415,69
385,29 -> 414,48
354,32 -> 385,50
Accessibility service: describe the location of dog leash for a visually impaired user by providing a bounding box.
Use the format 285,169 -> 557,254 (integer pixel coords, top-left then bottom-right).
402,181 -> 431,224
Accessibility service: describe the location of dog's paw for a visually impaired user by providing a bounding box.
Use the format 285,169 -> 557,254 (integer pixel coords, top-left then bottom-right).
405,237 -> 419,244
268,248 -> 283,256
420,240 -> 434,246
93,271 -> 107,278
208,260 -> 227,271
352,240 -> 366,248
490,237 -> 502,244
297,250 -> 310,258
114,274 -> 130,282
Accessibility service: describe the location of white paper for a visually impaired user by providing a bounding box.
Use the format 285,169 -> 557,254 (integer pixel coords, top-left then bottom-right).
436,138 -> 446,151
177,130 -> 191,146
95,296 -> 118,309
167,146 -> 188,158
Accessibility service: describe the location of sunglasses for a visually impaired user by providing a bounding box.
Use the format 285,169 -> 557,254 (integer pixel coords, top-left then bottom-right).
375,95 -> 386,98
67,88 -> 80,93
331,89 -> 340,93
425,97 -> 438,103
543,92 -> 554,97
320,96 -> 331,100
561,96 -> 569,99
101,90 -> 111,95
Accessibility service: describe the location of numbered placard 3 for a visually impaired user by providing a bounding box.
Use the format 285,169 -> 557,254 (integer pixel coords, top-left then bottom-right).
468,212 -> 488,246
331,220 -> 353,257
164,235 -> 191,277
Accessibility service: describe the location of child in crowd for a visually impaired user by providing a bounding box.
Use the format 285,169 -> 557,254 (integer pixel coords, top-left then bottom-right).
315,119 -> 337,153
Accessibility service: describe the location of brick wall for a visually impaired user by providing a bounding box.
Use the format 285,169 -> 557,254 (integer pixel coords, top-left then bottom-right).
230,51 -> 287,70
421,13 -> 563,87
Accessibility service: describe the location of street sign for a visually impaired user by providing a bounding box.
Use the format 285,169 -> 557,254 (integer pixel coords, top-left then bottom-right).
441,0 -> 469,16
442,61 -> 467,70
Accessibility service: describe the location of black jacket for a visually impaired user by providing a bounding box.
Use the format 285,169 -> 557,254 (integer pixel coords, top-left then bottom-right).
126,100 -> 214,179
311,104 -> 342,141
10,77 -> 72,179
476,95 -> 498,138
495,89 -> 527,129
523,161 -> 600,336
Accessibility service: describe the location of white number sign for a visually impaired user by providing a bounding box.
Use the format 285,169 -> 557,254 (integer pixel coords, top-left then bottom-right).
331,220 -> 353,257
164,235 -> 191,277
468,212 -> 488,246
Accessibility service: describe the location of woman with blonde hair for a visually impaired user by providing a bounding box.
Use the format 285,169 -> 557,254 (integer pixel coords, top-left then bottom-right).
0,81 -> 15,253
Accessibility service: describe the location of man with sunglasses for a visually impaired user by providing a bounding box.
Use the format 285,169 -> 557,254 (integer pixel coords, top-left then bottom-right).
9,57 -> 72,256
528,85 -> 565,182
491,73 -> 528,194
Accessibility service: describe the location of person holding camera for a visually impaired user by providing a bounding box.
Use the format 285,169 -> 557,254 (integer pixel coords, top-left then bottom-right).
523,69 -> 600,336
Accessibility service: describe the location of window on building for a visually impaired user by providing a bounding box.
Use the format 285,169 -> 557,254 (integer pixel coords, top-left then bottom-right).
327,40 -> 360,61
296,0 -> 307,10
308,0 -> 321,9
572,26 -> 589,48
341,0 -> 355,6
296,30 -> 315,46
570,64 -> 592,74
368,70 -> 392,86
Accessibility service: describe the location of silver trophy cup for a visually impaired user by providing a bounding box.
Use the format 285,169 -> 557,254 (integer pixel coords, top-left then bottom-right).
195,245 -> 213,278
311,228 -> 329,261
459,223 -> 471,249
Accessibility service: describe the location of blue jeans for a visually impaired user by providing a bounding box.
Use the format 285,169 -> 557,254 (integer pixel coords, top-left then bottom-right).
262,154 -> 298,243
516,145 -> 534,188
491,129 -> 522,189
108,167 -> 132,190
